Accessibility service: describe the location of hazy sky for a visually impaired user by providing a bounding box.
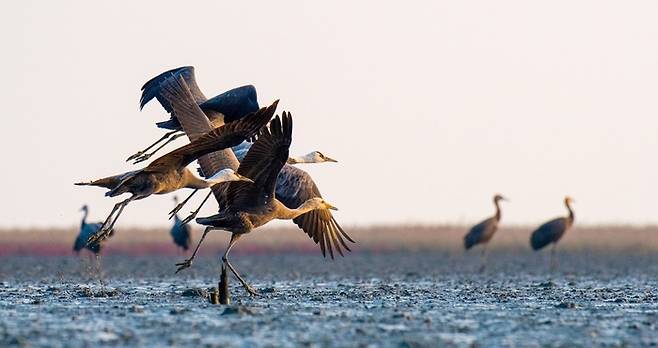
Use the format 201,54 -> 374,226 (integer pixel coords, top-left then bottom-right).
1,0 -> 657,228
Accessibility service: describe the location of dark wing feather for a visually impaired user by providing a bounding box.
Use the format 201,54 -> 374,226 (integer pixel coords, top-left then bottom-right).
464,217 -> 496,250
140,66 -> 207,123
144,81 -> 278,172
224,113 -> 293,209
199,85 -> 259,122
275,165 -> 355,259
530,217 -> 567,250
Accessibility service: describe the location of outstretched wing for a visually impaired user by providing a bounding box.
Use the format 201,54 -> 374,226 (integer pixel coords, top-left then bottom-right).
223,113 -> 293,209
140,66 -> 208,130
145,95 -> 279,172
199,85 -> 259,123
275,165 -> 354,259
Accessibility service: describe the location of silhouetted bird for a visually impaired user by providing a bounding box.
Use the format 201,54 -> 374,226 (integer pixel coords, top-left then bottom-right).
464,194 -> 507,271
74,205 -> 113,279
530,196 -> 575,270
170,196 -> 192,252
73,205 -> 112,255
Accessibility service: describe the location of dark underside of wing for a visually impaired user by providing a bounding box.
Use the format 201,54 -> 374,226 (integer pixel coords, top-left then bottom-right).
275,165 -> 355,259
140,66 -> 208,129
198,85 -> 260,123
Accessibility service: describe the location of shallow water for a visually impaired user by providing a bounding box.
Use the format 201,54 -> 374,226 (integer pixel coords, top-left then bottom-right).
0,252 -> 657,347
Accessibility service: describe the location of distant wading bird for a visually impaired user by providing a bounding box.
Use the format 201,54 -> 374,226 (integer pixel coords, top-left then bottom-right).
128,66 -> 259,163
530,196 -> 575,270
74,205 -> 113,276
464,194 -> 507,271
170,196 -> 192,252
176,113 -> 349,296
75,93 -> 278,244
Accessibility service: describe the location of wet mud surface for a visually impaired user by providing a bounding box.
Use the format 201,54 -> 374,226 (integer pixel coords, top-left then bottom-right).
0,251 -> 657,347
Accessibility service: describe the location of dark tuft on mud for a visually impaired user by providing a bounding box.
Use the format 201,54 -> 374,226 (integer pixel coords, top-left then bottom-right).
0,251 -> 657,347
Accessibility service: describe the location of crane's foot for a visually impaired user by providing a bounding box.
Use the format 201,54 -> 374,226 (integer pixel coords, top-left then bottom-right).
132,153 -> 153,165
126,151 -> 145,162
244,284 -> 259,296
478,264 -> 486,273
181,212 -> 198,225
168,203 -> 186,220
175,259 -> 193,274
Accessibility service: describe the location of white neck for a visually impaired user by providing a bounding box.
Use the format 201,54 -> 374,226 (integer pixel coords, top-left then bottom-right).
288,153 -> 315,164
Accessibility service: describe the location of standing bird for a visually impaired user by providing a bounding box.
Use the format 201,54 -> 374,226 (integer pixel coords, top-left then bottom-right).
76,81 -> 277,244
73,205 -> 113,279
530,196 -> 575,270
464,194 -> 507,271
128,66 -> 259,163
170,196 -> 192,252
175,113 -> 350,295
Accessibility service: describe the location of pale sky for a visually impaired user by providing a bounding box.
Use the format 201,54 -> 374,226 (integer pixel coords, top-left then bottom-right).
1,0 -> 657,228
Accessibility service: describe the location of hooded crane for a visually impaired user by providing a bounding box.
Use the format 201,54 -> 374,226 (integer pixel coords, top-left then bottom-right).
463,194 -> 507,271
168,143 -> 338,224
175,113 -> 349,296
128,66 -> 259,163
75,89 -> 278,244
146,71 -> 352,262
170,196 -> 192,252
530,196 -> 575,270
73,205 -> 113,278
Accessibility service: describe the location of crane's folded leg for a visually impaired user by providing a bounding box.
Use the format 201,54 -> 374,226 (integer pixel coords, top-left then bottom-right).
175,226 -> 213,273
126,130 -> 180,162
132,132 -> 186,164
168,189 -> 199,219
222,233 -> 258,296
181,191 -> 213,225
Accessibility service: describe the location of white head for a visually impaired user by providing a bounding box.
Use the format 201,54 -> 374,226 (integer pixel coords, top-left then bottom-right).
287,151 -> 338,165
206,168 -> 254,186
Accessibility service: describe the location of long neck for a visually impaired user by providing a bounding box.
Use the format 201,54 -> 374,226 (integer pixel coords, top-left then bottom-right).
81,209 -> 88,228
287,156 -> 304,164
277,200 -> 319,220
494,199 -> 501,221
565,201 -> 575,225
182,169 -> 211,189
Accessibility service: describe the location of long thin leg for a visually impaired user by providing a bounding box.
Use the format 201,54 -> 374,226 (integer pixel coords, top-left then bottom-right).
222,234 -> 258,296
169,189 -> 199,220
88,197 -> 135,245
550,243 -> 558,272
133,132 -> 186,164
175,227 -> 213,273
126,130 -> 179,162
182,191 -> 213,225
479,243 -> 488,273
